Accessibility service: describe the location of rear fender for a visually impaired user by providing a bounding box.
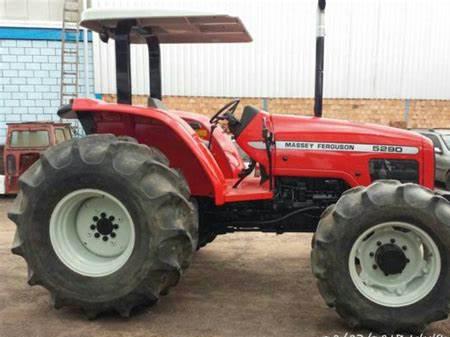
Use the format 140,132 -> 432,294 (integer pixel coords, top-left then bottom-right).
60,99 -> 227,204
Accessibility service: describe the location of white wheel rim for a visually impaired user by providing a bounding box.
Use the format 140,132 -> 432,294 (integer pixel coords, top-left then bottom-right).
348,221 -> 441,307
50,189 -> 135,277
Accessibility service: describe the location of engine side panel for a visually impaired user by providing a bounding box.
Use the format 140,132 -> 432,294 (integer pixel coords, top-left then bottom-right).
270,115 -> 434,188
237,111 -> 434,189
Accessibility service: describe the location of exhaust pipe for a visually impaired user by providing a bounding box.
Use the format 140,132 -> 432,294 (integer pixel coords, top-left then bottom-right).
314,0 -> 326,117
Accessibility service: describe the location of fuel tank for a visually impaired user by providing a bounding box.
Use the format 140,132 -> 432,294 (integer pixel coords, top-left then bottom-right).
237,112 -> 435,189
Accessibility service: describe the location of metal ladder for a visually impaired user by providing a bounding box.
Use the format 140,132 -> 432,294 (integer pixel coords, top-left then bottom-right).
60,0 -> 81,106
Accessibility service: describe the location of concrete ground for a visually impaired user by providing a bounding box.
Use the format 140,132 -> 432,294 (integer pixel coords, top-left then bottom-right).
0,197 -> 449,337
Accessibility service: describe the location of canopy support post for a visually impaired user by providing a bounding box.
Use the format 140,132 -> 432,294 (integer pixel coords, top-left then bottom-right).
115,20 -> 134,104
146,36 -> 162,100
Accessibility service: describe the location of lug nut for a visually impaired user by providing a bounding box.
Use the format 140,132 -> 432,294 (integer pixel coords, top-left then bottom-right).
390,238 -> 396,244
369,252 -> 374,257
377,241 -> 382,246
111,232 -> 116,238
402,245 -> 407,251
103,236 -> 108,242
93,216 -> 99,221
373,264 -> 378,270
94,233 -> 100,238
406,258 -> 410,263
114,224 -> 119,229
101,212 -> 106,218
109,216 -> 115,221
90,224 -> 96,230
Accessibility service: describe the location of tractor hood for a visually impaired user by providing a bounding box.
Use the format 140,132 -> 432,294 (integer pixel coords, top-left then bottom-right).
253,113 -> 436,189
272,114 -> 425,148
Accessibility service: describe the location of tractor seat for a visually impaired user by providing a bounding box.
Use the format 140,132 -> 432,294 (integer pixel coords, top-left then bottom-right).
147,97 -> 168,109
233,105 -> 260,137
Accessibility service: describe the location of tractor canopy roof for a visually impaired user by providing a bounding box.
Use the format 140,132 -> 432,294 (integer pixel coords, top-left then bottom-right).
80,8 -> 252,44
80,8 -> 251,105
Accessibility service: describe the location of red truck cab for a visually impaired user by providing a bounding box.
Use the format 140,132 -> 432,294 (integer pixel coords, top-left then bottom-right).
1,122 -> 72,194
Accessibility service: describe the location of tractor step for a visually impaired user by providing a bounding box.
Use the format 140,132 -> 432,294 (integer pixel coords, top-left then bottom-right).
223,177 -> 272,203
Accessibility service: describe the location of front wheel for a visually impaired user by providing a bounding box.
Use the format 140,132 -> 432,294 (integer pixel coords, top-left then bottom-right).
311,181 -> 450,334
9,134 -> 198,318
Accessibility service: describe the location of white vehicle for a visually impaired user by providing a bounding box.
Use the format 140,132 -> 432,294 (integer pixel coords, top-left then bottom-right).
416,129 -> 450,189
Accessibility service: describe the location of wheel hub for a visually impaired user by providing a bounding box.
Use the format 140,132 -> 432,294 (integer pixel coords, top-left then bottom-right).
49,189 -> 135,277
96,214 -> 114,235
92,213 -> 119,240
375,243 -> 408,276
348,221 -> 441,307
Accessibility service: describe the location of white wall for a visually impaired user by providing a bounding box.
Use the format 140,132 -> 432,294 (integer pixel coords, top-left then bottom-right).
91,0 -> 450,99
0,0 -> 64,23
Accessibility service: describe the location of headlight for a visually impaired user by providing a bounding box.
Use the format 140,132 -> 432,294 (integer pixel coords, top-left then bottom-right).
369,159 -> 419,183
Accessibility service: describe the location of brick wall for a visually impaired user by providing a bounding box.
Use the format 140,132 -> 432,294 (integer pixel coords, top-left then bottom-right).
102,95 -> 450,129
0,38 -> 94,142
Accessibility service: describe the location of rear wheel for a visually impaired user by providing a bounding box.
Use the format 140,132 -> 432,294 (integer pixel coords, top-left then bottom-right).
311,181 -> 450,334
49,189 -> 136,277
9,134 -> 198,318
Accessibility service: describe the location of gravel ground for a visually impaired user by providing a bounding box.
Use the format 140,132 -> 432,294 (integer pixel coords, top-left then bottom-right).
0,197 -> 449,337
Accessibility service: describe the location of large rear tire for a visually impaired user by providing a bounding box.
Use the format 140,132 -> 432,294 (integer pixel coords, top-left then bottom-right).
311,180 -> 450,334
9,134 -> 198,318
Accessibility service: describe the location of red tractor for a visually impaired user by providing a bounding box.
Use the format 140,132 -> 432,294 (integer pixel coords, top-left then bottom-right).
9,3 -> 450,334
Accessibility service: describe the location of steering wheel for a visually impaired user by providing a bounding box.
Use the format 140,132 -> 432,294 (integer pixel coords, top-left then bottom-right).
209,99 -> 240,124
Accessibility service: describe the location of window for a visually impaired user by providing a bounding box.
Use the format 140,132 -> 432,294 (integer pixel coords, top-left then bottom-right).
441,135 -> 450,151
422,133 -> 442,151
10,130 -> 50,148
55,129 -> 66,144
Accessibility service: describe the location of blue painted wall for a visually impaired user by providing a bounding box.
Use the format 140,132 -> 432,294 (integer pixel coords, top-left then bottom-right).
0,27 -> 94,142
